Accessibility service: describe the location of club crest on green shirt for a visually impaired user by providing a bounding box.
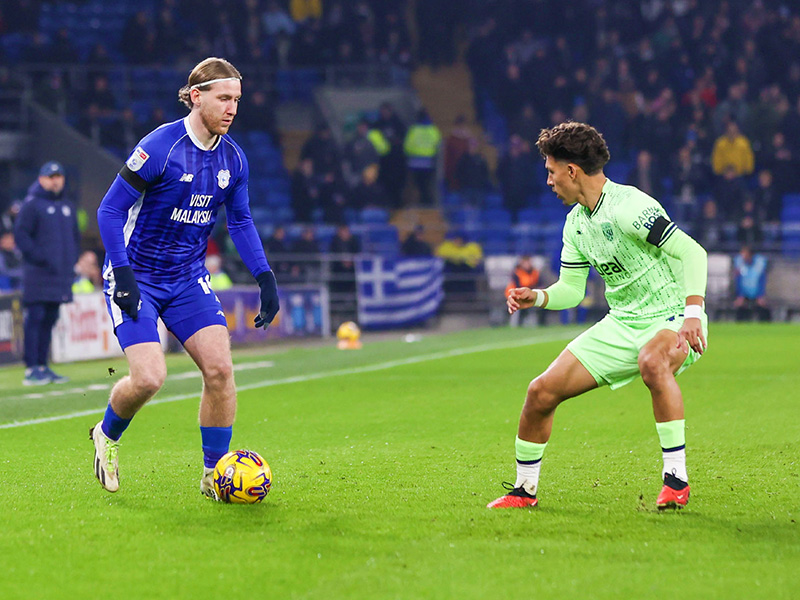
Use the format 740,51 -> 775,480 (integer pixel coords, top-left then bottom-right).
602,222 -> 614,241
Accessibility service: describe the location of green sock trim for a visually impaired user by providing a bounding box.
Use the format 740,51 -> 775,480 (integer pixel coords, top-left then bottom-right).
655,419 -> 685,449
515,436 -> 547,462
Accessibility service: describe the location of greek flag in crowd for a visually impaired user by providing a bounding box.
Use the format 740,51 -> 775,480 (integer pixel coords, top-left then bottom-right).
355,257 -> 444,329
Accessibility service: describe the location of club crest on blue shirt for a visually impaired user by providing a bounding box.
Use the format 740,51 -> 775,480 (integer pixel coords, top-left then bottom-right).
217,169 -> 231,189
602,222 -> 614,241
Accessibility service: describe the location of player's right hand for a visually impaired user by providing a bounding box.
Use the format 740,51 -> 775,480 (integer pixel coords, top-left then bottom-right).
112,265 -> 141,320
254,270 -> 280,329
507,287 -> 537,314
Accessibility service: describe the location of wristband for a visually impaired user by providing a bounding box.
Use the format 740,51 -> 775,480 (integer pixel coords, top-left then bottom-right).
532,289 -> 546,308
684,304 -> 703,319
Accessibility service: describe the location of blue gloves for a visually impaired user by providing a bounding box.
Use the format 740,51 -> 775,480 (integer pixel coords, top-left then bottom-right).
254,270 -> 279,328
112,265 -> 141,320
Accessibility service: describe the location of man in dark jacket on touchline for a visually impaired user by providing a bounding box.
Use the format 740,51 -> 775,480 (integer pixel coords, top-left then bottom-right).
14,161 -> 80,385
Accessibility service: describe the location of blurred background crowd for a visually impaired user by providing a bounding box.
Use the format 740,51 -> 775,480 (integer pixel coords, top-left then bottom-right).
1,0 -> 798,321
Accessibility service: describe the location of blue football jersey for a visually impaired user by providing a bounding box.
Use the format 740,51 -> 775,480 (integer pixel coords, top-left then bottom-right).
109,117 -> 253,284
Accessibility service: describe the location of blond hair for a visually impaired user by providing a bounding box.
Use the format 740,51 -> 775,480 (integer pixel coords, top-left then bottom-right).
178,57 -> 242,109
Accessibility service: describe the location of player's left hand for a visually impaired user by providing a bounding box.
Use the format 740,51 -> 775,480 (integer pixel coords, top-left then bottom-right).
676,317 -> 706,355
254,270 -> 280,329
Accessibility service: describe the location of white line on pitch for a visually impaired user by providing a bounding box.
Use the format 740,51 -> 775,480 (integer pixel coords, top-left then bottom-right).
0,330 -> 576,430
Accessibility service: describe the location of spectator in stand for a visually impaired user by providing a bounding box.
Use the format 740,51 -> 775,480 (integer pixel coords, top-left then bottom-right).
262,0 -> 296,37
351,164 -> 389,210
265,225 -> 292,278
736,197 -> 764,247
712,81 -> 750,137
671,145 -> 706,227
205,254 -> 233,291
435,231 -> 483,296
14,161 -> 79,386
84,75 -> 117,117
443,114 -> 475,191
235,88 -> 278,142
289,226 -> 321,281
733,245 -> 770,322
505,255 -> 541,327
301,124 -> 341,180
497,134 -> 536,221
760,131 -> 797,195
497,63 -> 527,121
747,84 -> 786,154
72,250 -> 102,294
751,169 -> 781,226
404,109 -> 441,206
319,172 -> 350,225
290,0 -> 322,24
455,137 -> 492,207
400,225 -> 432,257
121,11 -> 151,64
510,103 -> 543,147
698,197 -> 722,250
711,121 -> 754,177
290,157 -> 321,223
781,96 -> 800,156
344,118 -> 380,189
373,102 -> 407,209
0,227 -> 23,292
328,224 -> 361,296
34,71 -> 69,117
713,166 -> 750,225
627,149 -> 664,201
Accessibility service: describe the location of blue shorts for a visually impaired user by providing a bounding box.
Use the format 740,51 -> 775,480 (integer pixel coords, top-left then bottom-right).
103,271 -> 227,350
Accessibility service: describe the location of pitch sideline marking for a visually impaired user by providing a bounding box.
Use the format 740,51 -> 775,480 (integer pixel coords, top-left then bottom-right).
0,329 -> 577,430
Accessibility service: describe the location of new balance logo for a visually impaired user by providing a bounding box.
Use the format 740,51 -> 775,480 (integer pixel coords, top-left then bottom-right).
180,173 -> 194,182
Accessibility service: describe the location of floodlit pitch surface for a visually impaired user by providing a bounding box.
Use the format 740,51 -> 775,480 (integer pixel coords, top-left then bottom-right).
0,324 -> 797,599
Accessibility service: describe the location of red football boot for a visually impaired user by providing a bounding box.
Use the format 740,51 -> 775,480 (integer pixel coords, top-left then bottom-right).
487,482 -> 538,508
657,473 -> 690,510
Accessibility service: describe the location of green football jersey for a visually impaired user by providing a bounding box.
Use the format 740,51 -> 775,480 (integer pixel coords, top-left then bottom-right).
560,179 -> 685,322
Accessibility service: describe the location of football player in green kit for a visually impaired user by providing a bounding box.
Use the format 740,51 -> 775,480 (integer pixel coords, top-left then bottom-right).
488,122 -> 708,510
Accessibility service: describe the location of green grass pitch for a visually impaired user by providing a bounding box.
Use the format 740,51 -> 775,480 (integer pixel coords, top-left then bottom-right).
0,323 -> 797,599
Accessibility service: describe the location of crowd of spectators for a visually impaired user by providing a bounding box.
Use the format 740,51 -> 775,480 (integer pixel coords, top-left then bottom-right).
461,0 -> 800,247
290,104 -> 442,224
0,0 -> 412,158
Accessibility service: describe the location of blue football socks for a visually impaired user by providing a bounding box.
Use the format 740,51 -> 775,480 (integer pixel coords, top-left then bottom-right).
200,426 -> 233,469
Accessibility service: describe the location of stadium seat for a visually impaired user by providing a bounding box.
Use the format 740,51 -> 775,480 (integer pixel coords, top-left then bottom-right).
605,161 -> 632,183
360,207 -> 390,224
481,207 -> 512,229
359,225 -> 400,256
482,229 -> 511,255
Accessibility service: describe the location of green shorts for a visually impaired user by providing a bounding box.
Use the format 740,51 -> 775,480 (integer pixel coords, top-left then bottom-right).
566,312 -> 708,390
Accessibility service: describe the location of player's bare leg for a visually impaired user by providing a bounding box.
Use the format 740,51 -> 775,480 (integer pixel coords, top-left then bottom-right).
638,329 -> 693,509
489,349 -> 597,508
183,324 -> 236,500
518,348 -> 599,443
110,342 -> 168,417
183,324 -> 236,427
91,342 -> 166,492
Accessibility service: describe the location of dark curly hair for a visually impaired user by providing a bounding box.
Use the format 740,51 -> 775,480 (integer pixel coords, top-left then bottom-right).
536,121 -> 611,175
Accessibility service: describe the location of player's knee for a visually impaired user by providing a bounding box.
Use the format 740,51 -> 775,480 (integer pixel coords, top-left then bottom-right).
202,360 -> 234,389
638,351 -> 669,386
132,369 -> 166,398
525,377 -> 559,414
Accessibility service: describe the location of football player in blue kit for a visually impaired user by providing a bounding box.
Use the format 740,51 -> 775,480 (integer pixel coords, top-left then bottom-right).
90,57 -> 280,500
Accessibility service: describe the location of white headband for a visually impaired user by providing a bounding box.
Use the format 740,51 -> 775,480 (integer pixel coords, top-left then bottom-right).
189,77 -> 241,91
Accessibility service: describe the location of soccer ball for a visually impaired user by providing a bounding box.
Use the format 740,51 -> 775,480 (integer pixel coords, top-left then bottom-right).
336,320 -> 361,341
213,449 -> 272,504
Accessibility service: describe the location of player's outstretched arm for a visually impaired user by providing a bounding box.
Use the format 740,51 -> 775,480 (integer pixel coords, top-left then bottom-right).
507,288 -> 547,314
655,222 -> 708,355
